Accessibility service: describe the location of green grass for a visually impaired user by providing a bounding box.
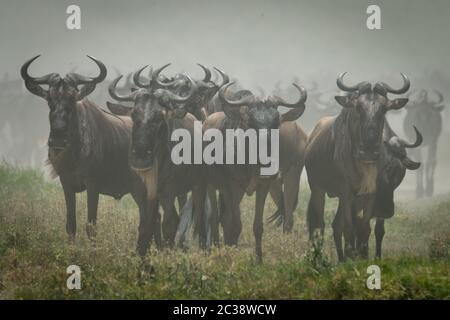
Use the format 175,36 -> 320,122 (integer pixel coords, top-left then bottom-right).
0,162 -> 449,299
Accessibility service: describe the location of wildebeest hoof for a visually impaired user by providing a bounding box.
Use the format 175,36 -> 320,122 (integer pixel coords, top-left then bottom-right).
67,233 -> 76,244
138,260 -> 156,282
86,223 -> 97,240
283,221 -> 294,233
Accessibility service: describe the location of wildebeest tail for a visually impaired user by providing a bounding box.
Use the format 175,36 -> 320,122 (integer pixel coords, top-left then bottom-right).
45,158 -> 58,179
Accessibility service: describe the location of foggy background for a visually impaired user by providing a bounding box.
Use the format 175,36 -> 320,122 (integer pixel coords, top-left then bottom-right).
1,0 -> 450,196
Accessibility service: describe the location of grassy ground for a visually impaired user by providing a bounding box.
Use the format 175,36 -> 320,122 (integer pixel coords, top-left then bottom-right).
0,163 -> 449,299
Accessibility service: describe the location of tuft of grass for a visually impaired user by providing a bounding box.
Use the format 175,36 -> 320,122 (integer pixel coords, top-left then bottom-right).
0,163 -> 449,299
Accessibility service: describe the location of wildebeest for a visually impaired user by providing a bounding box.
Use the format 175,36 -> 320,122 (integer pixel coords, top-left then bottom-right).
305,72 -> 411,261
108,66 -> 209,253
181,73 -> 308,237
403,89 -> 444,198
20,56 -> 149,252
203,81 -> 307,262
164,64 -> 230,120
370,123 -> 422,258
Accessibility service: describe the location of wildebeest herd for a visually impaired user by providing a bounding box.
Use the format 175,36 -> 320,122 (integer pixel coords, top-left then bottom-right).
18,55 -> 445,263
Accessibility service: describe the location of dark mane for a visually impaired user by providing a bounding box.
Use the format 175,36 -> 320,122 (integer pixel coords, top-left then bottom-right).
332,107 -> 357,163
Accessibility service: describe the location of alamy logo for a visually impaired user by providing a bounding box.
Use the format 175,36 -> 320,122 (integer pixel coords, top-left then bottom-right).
66,5 -> 81,30
171,121 -> 280,176
366,265 -> 381,290
66,265 -> 81,290
366,5 -> 381,30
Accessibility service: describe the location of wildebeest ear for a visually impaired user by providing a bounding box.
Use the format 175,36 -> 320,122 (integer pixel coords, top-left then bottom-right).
402,156 -> 421,170
335,95 -> 355,108
106,101 -> 132,116
386,98 -> 408,111
280,106 -> 305,123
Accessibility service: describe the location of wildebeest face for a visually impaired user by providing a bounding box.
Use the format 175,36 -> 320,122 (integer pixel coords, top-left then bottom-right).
21,55 -> 107,150
108,70 -> 197,170
339,92 -> 388,162
170,65 -> 230,120
129,91 -> 168,170
335,73 -> 410,162
408,89 -> 445,113
246,102 -> 280,131
219,82 -> 306,170
219,82 -> 307,129
46,80 -> 79,149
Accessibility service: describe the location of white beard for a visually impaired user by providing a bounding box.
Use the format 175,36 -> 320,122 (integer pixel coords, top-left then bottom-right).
135,157 -> 159,201
357,162 -> 378,195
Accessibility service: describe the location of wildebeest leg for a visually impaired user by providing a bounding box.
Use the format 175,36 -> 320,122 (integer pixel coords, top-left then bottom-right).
267,177 -> 285,227
359,195 -> 375,258
426,143 -> 437,197
220,188 -> 233,246
306,184 -> 325,240
86,186 -> 99,241
153,210 -> 162,250
230,185 -> 245,246
282,162 -> 303,233
161,196 -> 179,248
341,193 -> 355,259
61,180 -> 76,241
332,201 -> 344,262
208,186 -> 220,246
374,218 -> 385,259
136,199 -> 158,257
254,179 -> 271,263
355,216 -> 372,259
193,183 -> 207,249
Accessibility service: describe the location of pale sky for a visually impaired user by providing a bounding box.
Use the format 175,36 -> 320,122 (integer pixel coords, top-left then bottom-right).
1,0 -> 449,90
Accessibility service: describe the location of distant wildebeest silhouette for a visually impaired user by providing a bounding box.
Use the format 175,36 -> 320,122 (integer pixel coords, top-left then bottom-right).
403,89 -> 444,198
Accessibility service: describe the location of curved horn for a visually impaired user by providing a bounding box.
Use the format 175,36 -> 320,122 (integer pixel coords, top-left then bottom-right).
398,126 -> 423,148
133,65 -> 151,88
197,63 -> 211,82
272,83 -> 307,109
432,90 -> 444,105
336,72 -> 362,92
219,82 -> 255,107
21,55 -> 55,84
378,73 -> 410,95
87,55 -> 107,83
402,157 -> 421,170
153,63 -> 177,87
155,75 -> 197,103
67,55 -> 107,85
213,67 -> 230,88
21,55 -> 58,98
109,75 -> 137,102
